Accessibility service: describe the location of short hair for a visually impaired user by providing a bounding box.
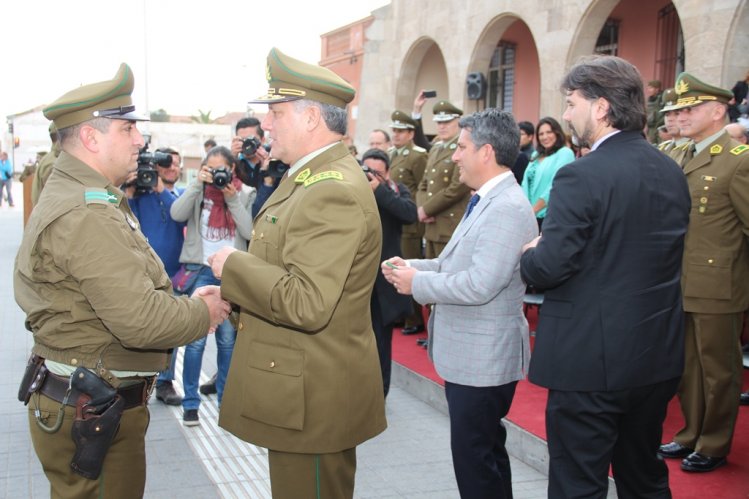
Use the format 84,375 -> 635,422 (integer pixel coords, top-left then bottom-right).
294,99 -> 348,136
362,148 -> 391,169
203,139 -> 217,149
458,108 -> 519,168
561,55 -> 647,132
535,117 -> 567,157
371,128 -> 391,143
518,121 -> 535,137
205,145 -> 236,169
57,117 -> 112,148
236,117 -> 264,140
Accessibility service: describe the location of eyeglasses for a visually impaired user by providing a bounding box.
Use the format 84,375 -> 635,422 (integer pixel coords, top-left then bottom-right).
92,105 -> 136,118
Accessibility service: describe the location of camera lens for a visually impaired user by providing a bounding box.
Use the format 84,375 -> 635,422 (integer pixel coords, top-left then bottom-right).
210,168 -> 233,189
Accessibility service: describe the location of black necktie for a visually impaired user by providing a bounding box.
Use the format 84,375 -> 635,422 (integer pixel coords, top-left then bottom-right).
682,141 -> 696,168
465,193 -> 480,219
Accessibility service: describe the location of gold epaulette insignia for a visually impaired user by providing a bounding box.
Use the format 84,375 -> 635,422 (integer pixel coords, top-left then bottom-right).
710,144 -> 722,155
730,144 -> 749,156
294,168 -> 311,183
304,171 -> 344,188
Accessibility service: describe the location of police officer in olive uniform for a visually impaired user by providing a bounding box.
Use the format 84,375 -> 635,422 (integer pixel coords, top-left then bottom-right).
31,122 -> 61,206
14,63 -> 231,499
658,72 -> 749,473
389,110 -> 428,334
417,100 -> 472,258
208,48 -> 386,499
658,88 -> 690,157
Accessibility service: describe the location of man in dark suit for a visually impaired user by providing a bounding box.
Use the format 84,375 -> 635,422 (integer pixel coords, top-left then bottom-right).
520,55 -> 691,498
362,148 -> 418,396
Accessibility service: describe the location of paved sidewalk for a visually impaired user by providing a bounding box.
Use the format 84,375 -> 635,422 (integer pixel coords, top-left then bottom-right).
0,181 -> 549,498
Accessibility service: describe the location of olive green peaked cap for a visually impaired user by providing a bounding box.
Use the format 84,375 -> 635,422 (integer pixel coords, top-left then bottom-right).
43,63 -> 148,129
390,110 -> 416,129
670,72 -> 733,111
249,47 -> 355,109
660,88 -> 678,112
432,100 -> 463,122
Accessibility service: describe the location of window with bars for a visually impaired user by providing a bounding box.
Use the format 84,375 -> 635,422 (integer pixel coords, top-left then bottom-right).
488,42 -> 516,112
595,19 -> 620,56
655,3 -> 684,86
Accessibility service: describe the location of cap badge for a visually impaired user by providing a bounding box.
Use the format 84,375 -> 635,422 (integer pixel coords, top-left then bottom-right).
676,79 -> 689,95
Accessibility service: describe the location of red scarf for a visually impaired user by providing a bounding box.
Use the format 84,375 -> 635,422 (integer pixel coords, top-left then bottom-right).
203,176 -> 244,239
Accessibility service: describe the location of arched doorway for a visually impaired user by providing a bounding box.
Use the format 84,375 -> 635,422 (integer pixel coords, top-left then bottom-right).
396,38 -> 448,136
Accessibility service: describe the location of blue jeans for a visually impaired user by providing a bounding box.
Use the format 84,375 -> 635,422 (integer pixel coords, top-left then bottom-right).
156,349 -> 178,386
181,265 -> 236,410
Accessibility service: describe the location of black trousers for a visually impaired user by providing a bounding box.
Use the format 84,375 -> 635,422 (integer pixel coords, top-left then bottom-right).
371,295 -> 393,397
444,380 -> 517,499
546,377 -> 680,499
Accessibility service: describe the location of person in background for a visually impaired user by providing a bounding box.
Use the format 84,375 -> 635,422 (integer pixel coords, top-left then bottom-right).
369,129 -> 392,152
170,145 -> 255,427
362,148 -> 417,396
126,147 -> 186,405
518,121 -> 535,160
0,151 -> 14,207
646,79 -> 665,144
203,139 -> 217,156
31,123 -> 61,206
520,116 -> 575,229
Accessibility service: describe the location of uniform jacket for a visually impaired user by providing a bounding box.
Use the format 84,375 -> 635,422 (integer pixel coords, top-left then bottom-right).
681,131 -> 749,313
389,141 -> 427,238
217,142 -> 387,453
14,152 -> 210,371
372,180 -> 417,326
521,131 -> 691,391
410,174 -> 537,387
416,136 -> 471,243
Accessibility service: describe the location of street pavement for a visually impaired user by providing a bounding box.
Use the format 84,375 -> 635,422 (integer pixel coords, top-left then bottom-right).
0,180 -> 550,498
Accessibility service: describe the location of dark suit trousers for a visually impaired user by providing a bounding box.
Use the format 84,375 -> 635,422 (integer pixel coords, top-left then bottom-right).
545,377 -> 680,499
371,295 -> 393,397
444,380 -> 517,499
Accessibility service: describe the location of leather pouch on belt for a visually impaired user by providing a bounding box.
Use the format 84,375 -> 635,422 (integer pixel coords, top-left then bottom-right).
18,355 -> 47,405
69,368 -> 124,480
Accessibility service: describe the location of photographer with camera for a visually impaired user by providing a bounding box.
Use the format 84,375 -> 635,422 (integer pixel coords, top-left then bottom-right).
232,117 -> 286,217
362,148 -> 418,397
125,147 -> 186,406
170,145 -> 255,426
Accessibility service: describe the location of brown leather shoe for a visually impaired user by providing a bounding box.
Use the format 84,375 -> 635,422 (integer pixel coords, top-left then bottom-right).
658,441 -> 693,459
155,381 -> 182,405
681,452 -> 727,472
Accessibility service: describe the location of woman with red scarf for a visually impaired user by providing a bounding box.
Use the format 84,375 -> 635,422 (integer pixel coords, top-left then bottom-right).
171,145 -> 255,426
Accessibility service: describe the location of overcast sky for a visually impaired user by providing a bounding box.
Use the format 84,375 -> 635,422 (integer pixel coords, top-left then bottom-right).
3,0 -> 388,123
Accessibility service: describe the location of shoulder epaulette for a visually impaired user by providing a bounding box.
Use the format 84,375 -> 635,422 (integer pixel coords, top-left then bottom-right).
412,145 -> 426,153
730,144 -> 749,156
304,171 -> 344,188
84,188 -> 118,206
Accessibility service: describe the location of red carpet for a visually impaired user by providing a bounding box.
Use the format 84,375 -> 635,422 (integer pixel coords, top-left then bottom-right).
392,306 -> 749,498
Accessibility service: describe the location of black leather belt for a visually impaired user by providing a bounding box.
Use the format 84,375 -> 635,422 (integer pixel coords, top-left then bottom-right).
39,371 -> 153,410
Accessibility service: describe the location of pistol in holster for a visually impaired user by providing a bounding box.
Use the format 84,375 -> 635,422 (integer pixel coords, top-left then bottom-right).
69,367 -> 124,480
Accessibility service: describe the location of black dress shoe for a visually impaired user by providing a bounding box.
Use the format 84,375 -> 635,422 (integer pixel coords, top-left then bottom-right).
401,325 -> 424,335
199,373 -> 218,395
658,441 -> 693,459
681,452 -> 727,472
740,391 -> 749,406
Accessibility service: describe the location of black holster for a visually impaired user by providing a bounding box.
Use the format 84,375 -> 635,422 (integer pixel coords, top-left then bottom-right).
69,368 -> 124,480
18,354 -> 47,405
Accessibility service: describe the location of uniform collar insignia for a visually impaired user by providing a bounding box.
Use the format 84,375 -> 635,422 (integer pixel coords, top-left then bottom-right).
294,168 -> 311,183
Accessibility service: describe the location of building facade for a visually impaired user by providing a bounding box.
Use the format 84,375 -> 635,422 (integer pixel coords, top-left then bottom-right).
341,0 -> 747,148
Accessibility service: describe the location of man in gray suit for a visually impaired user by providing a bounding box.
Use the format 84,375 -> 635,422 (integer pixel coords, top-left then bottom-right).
383,108 -> 537,499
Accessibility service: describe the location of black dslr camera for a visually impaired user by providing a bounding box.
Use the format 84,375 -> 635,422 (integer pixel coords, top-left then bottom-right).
136,143 -> 172,191
210,167 -> 233,189
242,136 -> 262,157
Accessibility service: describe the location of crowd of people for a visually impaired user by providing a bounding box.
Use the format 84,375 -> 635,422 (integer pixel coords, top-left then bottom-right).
10,49 -> 749,499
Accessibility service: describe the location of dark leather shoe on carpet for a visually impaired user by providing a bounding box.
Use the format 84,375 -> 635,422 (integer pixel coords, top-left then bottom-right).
740,391 -> 749,406
658,441 -> 694,459
155,381 -> 182,405
401,325 -> 424,335
681,452 -> 726,472
199,373 -> 218,395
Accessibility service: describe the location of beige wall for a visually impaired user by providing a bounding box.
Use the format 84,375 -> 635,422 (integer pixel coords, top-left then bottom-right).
355,0 -> 748,151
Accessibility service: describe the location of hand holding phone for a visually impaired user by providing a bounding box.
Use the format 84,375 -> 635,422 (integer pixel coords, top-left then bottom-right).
423,90 -> 437,98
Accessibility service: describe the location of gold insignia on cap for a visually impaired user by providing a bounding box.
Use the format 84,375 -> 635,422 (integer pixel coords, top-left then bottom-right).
675,79 -> 689,95
710,144 -> 722,155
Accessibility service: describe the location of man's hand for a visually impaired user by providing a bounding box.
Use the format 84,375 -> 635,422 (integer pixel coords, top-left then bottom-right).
417,206 -> 435,223
522,235 -> 542,253
381,257 -> 417,295
222,181 -> 238,199
192,285 -> 231,331
231,136 -> 244,157
366,172 -> 381,191
413,90 -> 427,115
208,246 -> 238,279
154,176 -> 165,193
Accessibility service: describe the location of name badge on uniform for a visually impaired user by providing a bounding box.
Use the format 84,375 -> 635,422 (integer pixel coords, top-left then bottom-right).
701,175 -> 716,182
265,214 -> 278,224
125,213 -> 139,230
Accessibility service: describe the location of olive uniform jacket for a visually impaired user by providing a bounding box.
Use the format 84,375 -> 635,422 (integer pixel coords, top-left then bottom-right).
14,152 -> 210,371
390,141 -> 427,238
681,132 -> 749,314
416,136 -> 471,243
218,142 -> 387,454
